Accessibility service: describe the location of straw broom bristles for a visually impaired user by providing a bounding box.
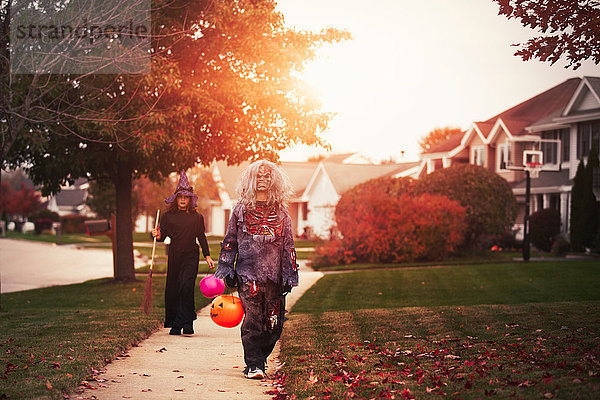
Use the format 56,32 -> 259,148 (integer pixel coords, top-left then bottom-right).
142,209 -> 160,315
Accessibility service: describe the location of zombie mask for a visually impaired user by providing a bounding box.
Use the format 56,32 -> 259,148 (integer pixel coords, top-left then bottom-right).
256,165 -> 272,192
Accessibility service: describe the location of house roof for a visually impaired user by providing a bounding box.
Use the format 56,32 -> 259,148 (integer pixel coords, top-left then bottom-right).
511,169 -> 571,191
322,153 -> 372,164
424,132 -> 464,154
473,121 -> 495,138
54,189 -> 86,207
485,78 -> 581,137
322,162 -> 416,195
586,76 -> 600,102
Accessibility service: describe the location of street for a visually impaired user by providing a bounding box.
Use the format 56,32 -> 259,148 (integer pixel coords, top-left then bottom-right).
0,239 -> 144,293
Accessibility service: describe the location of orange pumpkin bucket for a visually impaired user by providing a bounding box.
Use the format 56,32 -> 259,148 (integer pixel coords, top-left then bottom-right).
210,294 -> 245,328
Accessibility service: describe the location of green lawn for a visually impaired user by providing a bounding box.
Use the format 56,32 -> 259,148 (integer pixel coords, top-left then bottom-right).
293,261 -> 600,313
279,260 -> 600,399
0,277 -> 213,399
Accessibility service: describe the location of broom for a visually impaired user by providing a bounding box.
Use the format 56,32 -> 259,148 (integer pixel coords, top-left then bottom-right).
142,209 -> 160,315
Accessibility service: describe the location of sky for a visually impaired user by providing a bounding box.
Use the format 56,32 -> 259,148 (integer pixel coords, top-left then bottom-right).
275,0 -> 600,163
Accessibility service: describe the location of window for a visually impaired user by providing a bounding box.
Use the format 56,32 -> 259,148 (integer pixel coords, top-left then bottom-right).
472,146 -> 485,166
578,120 -> 600,159
497,142 -> 511,170
541,128 -> 569,165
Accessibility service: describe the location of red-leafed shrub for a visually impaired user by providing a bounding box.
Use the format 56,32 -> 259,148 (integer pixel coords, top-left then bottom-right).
331,187 -> 467,263
311,240 -> 356,268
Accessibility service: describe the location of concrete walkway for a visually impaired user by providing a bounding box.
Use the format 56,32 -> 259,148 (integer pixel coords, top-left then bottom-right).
77,261 -> 323,400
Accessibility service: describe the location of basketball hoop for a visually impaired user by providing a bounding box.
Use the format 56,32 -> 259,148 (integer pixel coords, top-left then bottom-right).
525,162 -> 542,178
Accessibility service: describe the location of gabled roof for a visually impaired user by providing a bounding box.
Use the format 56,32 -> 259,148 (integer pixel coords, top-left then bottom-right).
423,132 -> 464,154
485,78 -> 581,136
321,162 -> 414,195
279,162 -> 320,198
54,189 -> 86,207
473,121 -> 495,139
322,153 -> 371,164
586,76 -> 600,101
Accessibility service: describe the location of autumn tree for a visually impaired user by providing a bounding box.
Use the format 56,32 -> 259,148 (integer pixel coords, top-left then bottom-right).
418,126 -> 463,153
12,0 -> 349,281
493,0 -> 600,69
0,181 -> 40,230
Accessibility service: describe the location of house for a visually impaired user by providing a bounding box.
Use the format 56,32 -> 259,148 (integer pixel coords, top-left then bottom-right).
209,156 -> 420,238
46,178 -> 94,217
418,76 -> 600,239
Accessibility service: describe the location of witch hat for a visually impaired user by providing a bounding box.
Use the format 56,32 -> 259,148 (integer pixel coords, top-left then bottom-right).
165,170 -> 198,208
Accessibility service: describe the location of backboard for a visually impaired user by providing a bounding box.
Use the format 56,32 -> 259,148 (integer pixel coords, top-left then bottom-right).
502,136 -> 562,173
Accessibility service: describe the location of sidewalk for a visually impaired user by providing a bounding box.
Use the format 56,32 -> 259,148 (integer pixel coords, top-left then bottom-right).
78,261 -> 323,399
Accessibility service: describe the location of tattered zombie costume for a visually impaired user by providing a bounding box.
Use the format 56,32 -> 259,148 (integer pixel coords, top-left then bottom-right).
216,161 -> 298,378
155,171 -> 211,334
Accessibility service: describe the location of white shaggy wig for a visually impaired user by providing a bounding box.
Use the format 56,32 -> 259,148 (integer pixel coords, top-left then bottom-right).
237,160 -> 294,208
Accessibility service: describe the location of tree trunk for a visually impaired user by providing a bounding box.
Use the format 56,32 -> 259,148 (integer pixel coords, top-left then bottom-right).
113,159 -> 136,282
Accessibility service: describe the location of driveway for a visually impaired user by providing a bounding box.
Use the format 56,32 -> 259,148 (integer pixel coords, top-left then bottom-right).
0,239 -> 144,293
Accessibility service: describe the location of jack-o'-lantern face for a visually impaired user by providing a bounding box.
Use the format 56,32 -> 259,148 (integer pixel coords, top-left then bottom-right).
210,295 -> 244,328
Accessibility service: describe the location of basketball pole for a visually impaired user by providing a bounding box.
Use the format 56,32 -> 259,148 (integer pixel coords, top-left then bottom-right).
523,170 -> 531,261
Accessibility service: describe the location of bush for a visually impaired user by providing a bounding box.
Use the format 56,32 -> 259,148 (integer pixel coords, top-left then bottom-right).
530,208 -> 561,252
311,240 -> 356,268
60,214 -> 87,234
412,164 -> 518,249
30,209 -> 61,222
333,189 -> 467,264
33,218 -> 54,234
551,235 -> 570,257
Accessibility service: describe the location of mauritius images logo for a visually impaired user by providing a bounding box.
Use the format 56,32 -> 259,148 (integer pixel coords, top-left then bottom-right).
9,0 -> 151,74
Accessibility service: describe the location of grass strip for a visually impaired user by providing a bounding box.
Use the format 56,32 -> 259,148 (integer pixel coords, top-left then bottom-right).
0,277 -> 212,399
292,260 -> 600,313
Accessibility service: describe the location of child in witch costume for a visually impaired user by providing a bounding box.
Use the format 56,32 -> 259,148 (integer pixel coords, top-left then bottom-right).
152,171 -> 215,335
215,160 -> 299,379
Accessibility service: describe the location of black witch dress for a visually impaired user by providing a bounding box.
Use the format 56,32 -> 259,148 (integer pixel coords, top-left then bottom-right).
156,209 -> 210,328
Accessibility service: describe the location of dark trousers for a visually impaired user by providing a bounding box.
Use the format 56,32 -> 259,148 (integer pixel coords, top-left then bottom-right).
164,252 -> 199,328
238,280 -> 286,370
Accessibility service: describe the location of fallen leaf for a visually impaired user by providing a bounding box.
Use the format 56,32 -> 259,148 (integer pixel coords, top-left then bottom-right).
275,362 -> 286,373
46,380 -> 53,390
307,370 -> 318,385
544,393 -> 554,399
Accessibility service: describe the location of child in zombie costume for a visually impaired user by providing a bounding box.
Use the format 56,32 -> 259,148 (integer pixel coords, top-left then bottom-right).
152,170 -> 215,335
215,160 -> 299,379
